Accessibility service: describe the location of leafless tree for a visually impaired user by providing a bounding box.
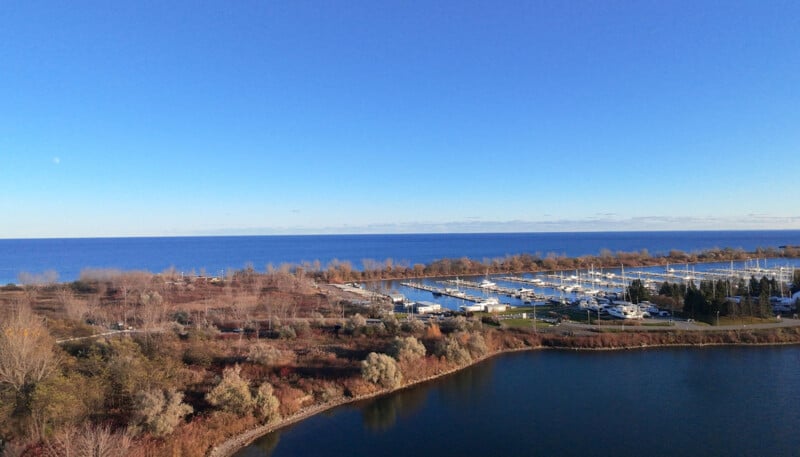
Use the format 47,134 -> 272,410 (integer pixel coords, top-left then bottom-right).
0,305 -> 60,394
44,424 -> 131,457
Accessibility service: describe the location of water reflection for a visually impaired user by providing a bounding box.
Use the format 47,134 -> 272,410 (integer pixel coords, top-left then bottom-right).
360,383 -> 430,432
437,358 -> 495,407
253,431 -> 280,454
238,429 -> 280,456
236,348 -> 800,457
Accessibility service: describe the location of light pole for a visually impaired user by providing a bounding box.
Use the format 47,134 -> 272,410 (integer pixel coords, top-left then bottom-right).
716,310 -> 720,326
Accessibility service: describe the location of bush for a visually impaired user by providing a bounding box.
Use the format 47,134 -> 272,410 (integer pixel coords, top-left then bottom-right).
206,365 -> 254,416
424,323 -> 443,340
132,388 -> 193,437
310,312 -> 326,328
253,382 -> 281,423
291,320 -> 312,338
183,344 -> 215,368
246,343 -> 285,366
345,314 -> 367,334
401,318 -> 425,334
387,336 -> 426,362
441,316 -> 467,333
436,335 -> 472,365
361,352 -> 402,389
465,333 -> 488,358
278,325 -> 297,340
382,315 -> 400,335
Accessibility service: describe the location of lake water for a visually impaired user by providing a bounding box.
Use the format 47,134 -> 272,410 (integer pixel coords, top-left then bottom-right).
235,346 -> 800,457
2,230 -> 799,285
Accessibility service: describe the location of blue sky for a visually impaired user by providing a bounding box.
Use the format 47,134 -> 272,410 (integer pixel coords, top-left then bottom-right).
1,1 -> 799,238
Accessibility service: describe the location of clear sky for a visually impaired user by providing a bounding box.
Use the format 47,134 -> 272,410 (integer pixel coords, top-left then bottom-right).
1,1 -> 799,238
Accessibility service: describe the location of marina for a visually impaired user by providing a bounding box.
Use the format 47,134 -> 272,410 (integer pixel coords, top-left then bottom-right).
391,258 -> 798,318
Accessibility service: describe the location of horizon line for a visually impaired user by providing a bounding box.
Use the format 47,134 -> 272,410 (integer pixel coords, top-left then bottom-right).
2,227 -> 800,241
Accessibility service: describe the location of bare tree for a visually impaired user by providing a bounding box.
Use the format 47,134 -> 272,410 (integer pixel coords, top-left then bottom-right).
56,287 -> 87,321
0,305 -> 60,395
44,425 -> 131,457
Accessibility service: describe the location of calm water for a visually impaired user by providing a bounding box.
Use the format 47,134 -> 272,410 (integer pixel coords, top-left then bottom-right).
236,347 -> 800,457
2,230 -> 799,284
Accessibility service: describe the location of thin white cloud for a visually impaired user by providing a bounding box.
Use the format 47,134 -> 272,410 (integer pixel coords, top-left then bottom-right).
196,214 -> 800,236
52,157 -> 60,165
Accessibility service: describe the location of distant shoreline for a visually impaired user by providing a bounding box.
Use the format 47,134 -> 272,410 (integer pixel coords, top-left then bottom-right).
4,231 -> 800,286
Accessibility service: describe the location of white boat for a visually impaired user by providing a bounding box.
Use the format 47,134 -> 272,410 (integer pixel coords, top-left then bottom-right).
607,302 -> 645,320
479,278 -> 497,289
444,287 -> 466,298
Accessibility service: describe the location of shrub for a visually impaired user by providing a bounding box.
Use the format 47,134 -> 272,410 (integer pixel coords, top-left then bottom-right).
424,323 -> 442,340
401,318 -> 425,334
132,388 -> 193,437
206,365 -> 254,416
382,315 -> 400,335
361,352 -> 402,389
441,316 -> 467,333
465,333 -> 488,358
345,314 -> 367,334
387,336 -> 426,362
310,312 -> 326,328
253,382 -> 281,423
291,320 -> 312,338
182,344 -> 216,368
278,325 -> 297,340
436,335 -> 472,365
246,343 -> 284,366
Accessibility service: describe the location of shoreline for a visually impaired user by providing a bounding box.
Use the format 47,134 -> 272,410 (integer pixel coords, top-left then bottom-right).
206,338 -> 800,457
207,346 -> 531,457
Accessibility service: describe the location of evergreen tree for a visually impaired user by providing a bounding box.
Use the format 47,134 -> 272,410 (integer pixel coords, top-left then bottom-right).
758,286 -> 772,318
658,281 -> 672,297
749,276 -> 760,297
626,279 -> 650,304
684,284 -> 707,318
743,294 -> 754,317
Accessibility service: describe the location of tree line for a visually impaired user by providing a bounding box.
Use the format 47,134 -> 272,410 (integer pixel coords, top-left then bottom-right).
288,246 -> 800,283
626,273 -> 797,322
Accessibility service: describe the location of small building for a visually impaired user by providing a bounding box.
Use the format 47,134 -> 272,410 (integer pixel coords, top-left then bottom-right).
484,303 -> 509,313
414,301 -> 442,314
388,293 -> 406,304
460,304 -> 484,313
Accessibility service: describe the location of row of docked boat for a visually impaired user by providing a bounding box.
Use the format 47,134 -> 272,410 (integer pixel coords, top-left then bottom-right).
578,298 -> 666,319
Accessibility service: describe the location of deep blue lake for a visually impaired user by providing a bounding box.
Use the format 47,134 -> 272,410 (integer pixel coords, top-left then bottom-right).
2,230 -> 799,284
235,346 -> 800,457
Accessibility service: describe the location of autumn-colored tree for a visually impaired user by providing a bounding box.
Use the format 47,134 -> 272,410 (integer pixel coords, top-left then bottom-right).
0,306 -> 59,394
253,382 -> 281,423
0,305 -> 61,437
387,336 -> 426,362
131,388 -> 193,437
361,353 -> 402,389
206,365 -> 254,416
